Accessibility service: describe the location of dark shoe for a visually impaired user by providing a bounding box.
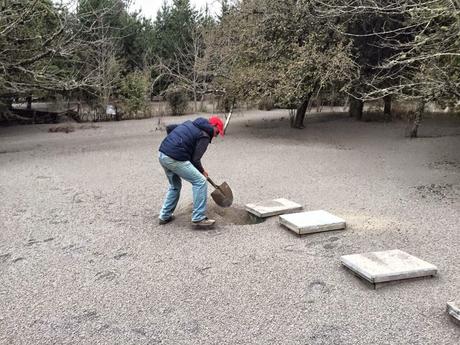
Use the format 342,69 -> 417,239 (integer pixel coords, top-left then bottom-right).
192,217 -> 216,228
159,216 -> 175,225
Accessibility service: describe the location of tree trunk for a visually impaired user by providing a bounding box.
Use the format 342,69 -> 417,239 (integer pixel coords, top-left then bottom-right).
26,95 -> 32,110
409,100 -> 425,138
383,95 -> 392,121
193,91 -> 197,112
291,96 -> 310,128
200,93 -> 205,112
316,96 -> 322,112
6,98 -> 13,110
349,97 -> 363,120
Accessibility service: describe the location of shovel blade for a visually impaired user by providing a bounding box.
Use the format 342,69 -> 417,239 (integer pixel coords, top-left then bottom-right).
211,182 -> 233,207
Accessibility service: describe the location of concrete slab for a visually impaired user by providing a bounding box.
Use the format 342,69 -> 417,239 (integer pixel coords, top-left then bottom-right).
245,198 -> 302,218
279,210 -> 346,235
447,301 -> 460,324
341,249 -> 438,284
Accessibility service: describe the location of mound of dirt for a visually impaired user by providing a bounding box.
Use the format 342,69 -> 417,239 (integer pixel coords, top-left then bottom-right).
48,125 -> 75,133
174,203 -> 264,226
48,124 -> 99,133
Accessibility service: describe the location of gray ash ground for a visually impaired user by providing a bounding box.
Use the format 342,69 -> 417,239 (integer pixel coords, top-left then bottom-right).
1,110 -> 459,344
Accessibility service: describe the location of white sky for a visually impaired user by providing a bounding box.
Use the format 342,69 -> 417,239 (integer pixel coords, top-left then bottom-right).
131,0 -> 222,20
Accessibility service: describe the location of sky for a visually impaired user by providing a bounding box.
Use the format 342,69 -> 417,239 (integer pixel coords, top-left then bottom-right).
131,0 -> 222,20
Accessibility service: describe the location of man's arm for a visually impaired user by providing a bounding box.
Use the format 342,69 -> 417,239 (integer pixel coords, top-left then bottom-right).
191,137 -> 209,174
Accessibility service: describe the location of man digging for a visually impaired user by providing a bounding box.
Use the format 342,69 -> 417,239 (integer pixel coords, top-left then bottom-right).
158,116 -> 225,228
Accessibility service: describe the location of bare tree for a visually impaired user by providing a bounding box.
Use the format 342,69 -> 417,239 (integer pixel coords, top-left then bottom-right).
0,0 -> 133,122
78,3 -> 122,119
206,0 -> 356,128
0,0 -> 84,98
153,24 -> 210,112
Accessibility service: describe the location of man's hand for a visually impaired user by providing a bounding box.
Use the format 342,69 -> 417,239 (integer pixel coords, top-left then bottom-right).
202,170 -> 209,178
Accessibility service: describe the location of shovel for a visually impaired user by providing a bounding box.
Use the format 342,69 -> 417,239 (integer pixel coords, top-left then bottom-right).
207,176 -> 233,207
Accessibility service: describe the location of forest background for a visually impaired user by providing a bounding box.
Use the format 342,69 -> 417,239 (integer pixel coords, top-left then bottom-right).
0,0 -> 459,137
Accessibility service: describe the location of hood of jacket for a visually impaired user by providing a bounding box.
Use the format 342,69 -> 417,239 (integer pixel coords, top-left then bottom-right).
193,117 -> 214,140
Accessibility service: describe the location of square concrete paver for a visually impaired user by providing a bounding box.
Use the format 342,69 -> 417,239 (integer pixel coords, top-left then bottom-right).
447,301 -> 460,323
245,198 -> 302,218
279,210 -> 346,235
341,249 -> 438,284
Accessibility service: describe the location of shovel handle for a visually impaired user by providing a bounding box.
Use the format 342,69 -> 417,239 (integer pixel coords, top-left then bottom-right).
206,177 -> 219,189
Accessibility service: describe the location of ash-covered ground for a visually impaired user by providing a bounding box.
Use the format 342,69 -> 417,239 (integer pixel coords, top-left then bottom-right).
1,110 -> 459,344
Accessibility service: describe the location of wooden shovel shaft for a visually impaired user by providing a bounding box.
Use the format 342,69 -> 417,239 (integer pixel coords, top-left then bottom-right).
206,177 -> 219,190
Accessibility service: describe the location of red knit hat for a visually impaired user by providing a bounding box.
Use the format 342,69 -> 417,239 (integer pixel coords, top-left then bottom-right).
209,116 -> 224,137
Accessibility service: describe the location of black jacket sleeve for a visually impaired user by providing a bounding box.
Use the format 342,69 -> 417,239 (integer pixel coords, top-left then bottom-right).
191,136 -> 209,173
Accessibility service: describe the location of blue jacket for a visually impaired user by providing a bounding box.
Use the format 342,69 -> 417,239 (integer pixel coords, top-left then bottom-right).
159,117 -> 214,172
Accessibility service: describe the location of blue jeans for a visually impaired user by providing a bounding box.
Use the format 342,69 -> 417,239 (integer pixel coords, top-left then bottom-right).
158,152 -> 207,222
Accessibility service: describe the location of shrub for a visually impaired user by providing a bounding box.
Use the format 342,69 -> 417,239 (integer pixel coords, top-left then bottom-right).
120,71 -> 149,117
258,97 -> 275,110
216,94 -> 235,112
164,86 -> 189,115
